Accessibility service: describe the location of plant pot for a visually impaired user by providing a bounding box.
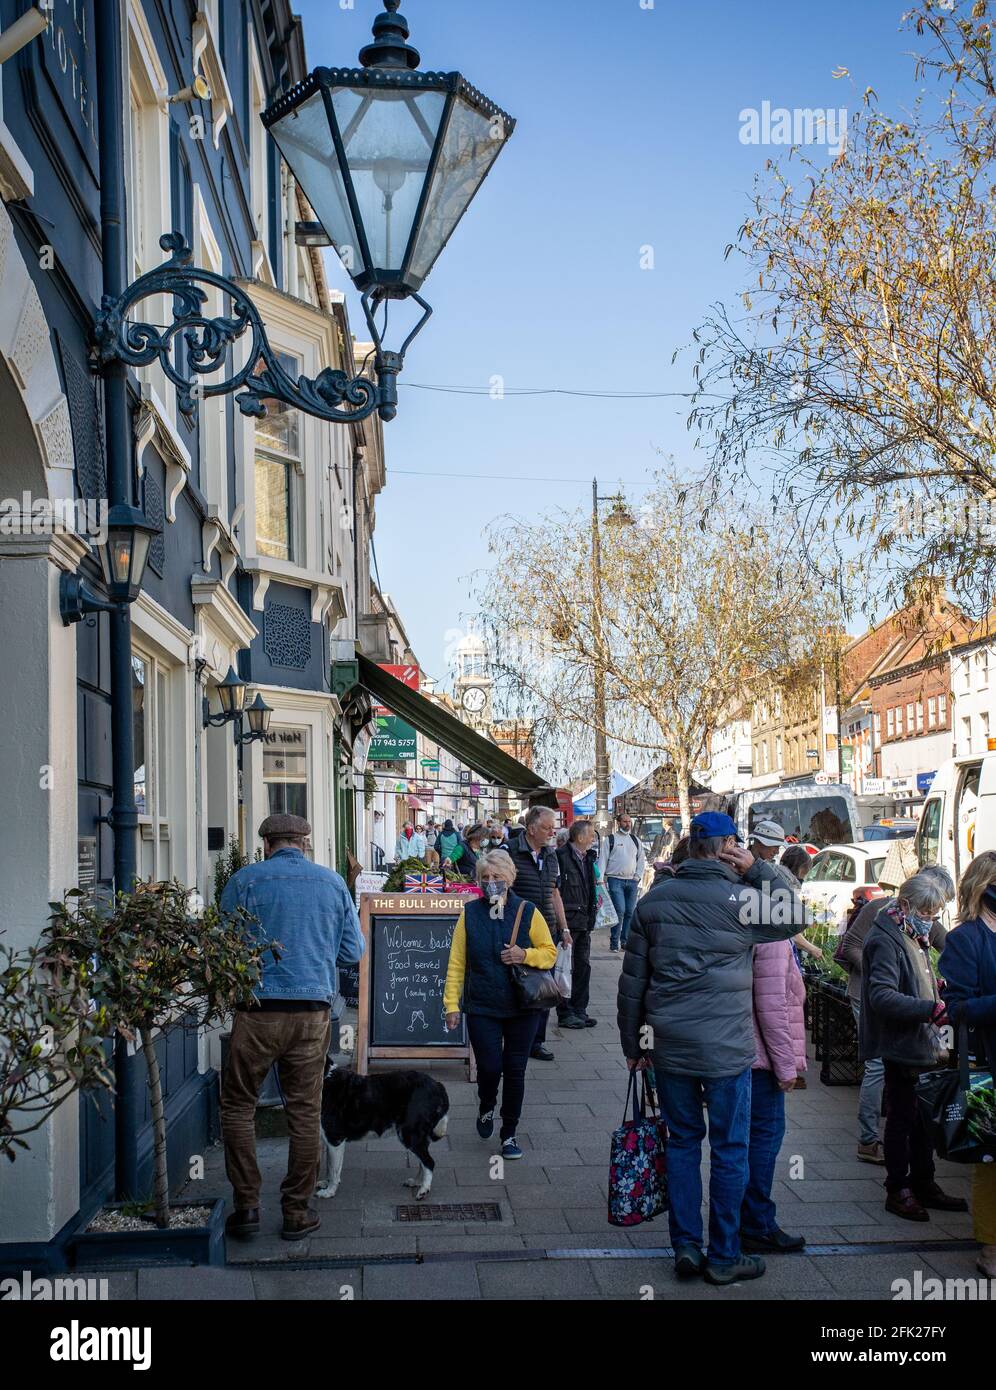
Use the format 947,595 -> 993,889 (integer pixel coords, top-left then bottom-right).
68,1198 -> 226,1270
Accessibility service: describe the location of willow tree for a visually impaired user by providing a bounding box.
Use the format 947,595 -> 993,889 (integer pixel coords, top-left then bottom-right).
691,0 -> 996,621
478,471 -> 835,826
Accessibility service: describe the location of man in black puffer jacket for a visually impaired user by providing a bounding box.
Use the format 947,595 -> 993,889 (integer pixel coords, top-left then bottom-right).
617,811 -> 803,1287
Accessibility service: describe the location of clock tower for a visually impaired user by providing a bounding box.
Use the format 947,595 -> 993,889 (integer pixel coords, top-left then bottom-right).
454,622 -> 494,732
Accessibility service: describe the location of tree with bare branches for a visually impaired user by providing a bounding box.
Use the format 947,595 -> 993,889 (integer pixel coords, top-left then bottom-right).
691,0 -> 996,620
478,471 -> 836,825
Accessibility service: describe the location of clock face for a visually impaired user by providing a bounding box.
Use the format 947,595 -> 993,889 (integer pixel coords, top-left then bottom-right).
462,686 -> 487,714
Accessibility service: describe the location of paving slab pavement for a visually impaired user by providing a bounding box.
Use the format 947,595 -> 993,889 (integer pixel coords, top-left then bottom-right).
90,936 -> 982,1301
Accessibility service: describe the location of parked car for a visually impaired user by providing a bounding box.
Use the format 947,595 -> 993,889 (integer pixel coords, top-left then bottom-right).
799,842 -> 888,933
861,818 -> 919,842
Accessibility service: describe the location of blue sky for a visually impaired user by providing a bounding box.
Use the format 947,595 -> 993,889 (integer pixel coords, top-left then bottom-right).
293,0 -> 929,694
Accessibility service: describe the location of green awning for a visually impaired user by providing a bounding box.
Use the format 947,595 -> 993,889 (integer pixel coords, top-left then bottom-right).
354,655 -> 553,801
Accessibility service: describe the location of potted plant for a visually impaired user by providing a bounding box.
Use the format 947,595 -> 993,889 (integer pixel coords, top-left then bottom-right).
44,881 -> 271,1266
1,927 -> 113,1162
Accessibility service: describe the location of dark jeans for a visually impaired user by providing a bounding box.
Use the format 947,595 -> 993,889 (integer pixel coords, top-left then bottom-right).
883,1059 -> 936,1194
741,1068 -> 786,1237
656,1065 -> 752,1266
557,927 -> 592,1020
466,1011 -> 541,1139
607,877 -> 639,949
221,1009 -> 332,1215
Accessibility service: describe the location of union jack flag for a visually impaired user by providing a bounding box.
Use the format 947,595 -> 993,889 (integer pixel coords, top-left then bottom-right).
404,873 -> 445,893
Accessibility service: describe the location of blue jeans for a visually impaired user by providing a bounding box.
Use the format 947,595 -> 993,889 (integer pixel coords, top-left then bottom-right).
657,1066 -> 751,1266
741,1068 -> 786,1237
851,1001 -> 885,1145
607,876 -> 639,949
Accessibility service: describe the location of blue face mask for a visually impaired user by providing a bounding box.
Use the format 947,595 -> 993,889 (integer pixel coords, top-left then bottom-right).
483,880 -> 504,901
905,909 -> 934,938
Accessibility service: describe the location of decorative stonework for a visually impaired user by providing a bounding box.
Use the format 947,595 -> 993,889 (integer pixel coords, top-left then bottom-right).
10,286 -> 49,392
57,334 -> 105,502
0,203 -> 12,281
36,397 -> 74,473
264,603 -> 311,670
143,473 -> 166,577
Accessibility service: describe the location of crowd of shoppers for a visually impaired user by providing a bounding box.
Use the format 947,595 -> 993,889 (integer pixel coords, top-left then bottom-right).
221,802 -> 995,1288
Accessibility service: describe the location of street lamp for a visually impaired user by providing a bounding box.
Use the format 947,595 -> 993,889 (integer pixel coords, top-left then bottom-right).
591,485 -> 635,831
203,670 -> 272,746
94,0 -> 515,424
59,504 -> 160,625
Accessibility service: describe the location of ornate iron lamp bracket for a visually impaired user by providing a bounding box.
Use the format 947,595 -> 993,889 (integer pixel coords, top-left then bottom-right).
93,232 -> 430,424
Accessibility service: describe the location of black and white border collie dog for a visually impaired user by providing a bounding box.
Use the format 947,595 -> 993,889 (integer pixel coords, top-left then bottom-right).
318,1066 -> 450,1201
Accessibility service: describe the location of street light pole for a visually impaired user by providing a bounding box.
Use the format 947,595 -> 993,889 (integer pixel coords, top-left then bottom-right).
592,480 -> 610,834
95,0 -> 141,1202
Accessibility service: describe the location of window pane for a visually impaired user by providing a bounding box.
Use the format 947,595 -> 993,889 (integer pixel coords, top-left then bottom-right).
254,352 -> 301,459
132,655 -> 147,814
263,727 -> 309,823
255,455 -> 291,560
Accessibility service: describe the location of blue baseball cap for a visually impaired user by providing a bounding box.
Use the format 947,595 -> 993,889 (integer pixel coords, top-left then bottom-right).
689,811 -> 739,840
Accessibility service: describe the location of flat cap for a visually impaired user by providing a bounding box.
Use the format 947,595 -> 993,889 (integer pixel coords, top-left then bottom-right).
258,813 -> 311,840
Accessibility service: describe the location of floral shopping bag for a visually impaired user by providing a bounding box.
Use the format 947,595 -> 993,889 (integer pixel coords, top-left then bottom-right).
607,1071 -> 668,1226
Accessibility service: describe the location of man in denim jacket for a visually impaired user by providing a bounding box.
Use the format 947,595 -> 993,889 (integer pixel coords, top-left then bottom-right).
220,814 -> 365,1241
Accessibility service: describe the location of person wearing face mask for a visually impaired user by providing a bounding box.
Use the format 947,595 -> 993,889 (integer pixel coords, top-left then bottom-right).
859,872 -> 969,1222
940,851 -> 996,1277
443,850 -> 557,1160
837,864 -> 952,1165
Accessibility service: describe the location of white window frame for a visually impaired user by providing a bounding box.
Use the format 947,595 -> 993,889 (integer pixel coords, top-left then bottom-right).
126,2 -> 171,282
193,187 -> 228,517
248,33 -> 275,283
254,347 -> 304,564
132,647 -> 173,882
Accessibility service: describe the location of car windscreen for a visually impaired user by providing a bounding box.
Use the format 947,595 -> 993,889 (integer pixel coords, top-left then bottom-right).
749,797 -> 853,849
862,825 -> 916,841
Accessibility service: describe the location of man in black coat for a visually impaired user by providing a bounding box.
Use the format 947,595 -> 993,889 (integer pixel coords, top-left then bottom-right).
556,820 -> 599,1029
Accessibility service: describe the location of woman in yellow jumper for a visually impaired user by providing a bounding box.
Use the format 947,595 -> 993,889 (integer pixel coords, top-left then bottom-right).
444,850 -> 557,1160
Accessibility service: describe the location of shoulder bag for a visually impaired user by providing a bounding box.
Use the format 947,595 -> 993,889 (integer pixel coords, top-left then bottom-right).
507,901 -> 560,1011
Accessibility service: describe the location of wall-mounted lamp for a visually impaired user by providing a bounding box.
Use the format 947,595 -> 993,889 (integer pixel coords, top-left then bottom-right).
203,667 -> 272,746
169,73 -> 211,104
60,504 -> 159,625
0,5 -> 50,67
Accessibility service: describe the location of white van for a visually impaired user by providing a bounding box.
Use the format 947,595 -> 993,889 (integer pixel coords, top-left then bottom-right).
914,753 -> 996,881
731,782 -> 863,849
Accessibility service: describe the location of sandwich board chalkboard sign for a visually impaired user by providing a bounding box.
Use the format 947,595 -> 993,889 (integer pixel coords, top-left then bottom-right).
357,894 -> 476,1079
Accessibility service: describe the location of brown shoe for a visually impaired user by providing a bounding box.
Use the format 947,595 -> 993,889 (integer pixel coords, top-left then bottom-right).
281,1209 -> 321,1241
885,1188 -> 929,1222
857,1141 -> 885,1165
913,1181 -> 969,1213
225,1207 -> 260,1238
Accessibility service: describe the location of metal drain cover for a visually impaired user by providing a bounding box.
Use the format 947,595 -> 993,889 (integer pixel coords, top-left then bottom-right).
396,1202 -> 502,1223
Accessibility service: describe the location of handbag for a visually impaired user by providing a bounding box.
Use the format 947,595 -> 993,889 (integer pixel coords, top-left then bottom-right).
507,902 -> 561,1011
608,1071 -> 668,1227
916,1023 -> 995,1163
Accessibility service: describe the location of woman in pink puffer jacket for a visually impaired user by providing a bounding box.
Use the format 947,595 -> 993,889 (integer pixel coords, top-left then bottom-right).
739,940 -> 808,1254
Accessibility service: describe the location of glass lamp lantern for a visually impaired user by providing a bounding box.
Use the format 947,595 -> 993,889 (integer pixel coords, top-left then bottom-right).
244,693 -> 273,738
262,1 -> 515,300
98,504 -> 159,604
215,667 -> 248,718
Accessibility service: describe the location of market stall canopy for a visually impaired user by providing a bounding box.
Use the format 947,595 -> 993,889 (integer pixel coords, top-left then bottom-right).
573,772 -> 636,817
613,766 -> 716,819
352,655 -> 556,805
